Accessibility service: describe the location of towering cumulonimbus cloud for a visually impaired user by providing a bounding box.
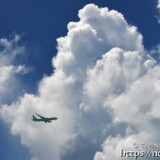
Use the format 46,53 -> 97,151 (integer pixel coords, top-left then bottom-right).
0,3 -> 159,160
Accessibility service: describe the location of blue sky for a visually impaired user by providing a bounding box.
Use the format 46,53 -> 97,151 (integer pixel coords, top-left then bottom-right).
0,0 -> 160,160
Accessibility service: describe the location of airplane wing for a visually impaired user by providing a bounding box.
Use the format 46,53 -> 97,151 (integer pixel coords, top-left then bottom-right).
35,113 -> 46,120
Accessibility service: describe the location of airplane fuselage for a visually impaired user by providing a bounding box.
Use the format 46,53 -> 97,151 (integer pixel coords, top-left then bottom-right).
32,114 -> 58,123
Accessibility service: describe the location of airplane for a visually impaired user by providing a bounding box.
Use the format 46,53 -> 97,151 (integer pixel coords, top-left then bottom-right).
31,113 -> 58,123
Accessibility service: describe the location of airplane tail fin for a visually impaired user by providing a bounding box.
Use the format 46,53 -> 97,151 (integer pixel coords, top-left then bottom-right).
32,115 -> 37,120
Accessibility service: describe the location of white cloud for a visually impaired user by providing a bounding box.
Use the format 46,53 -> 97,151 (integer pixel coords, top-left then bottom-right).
0,3 -> 159,160
53,4 -> 144,77
15,65 -> 33,74
0,35 -> 30,104
81,48 -> 154,112
0,65 -> 14,84
157,0 -> 160,22
157,0 -> 160,11
0,34 -> 25,66
1,69 -> 81,160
